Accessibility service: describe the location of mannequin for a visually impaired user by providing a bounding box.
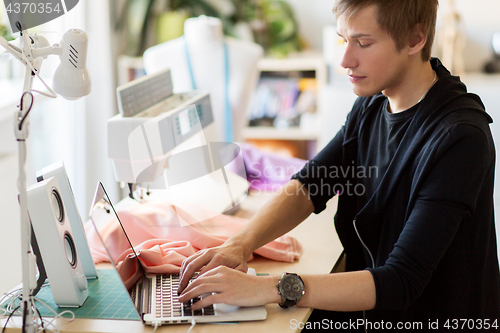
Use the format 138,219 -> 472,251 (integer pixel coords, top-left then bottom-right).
143,16 -> 264,142
441,0 -> 465,76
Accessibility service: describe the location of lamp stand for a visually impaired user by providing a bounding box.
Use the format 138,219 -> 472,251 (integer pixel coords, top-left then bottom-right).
3,28 -> 56,333
15,72 -> 37,333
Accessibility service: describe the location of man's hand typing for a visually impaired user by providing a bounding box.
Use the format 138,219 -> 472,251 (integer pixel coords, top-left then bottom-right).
178,242 -> 249,294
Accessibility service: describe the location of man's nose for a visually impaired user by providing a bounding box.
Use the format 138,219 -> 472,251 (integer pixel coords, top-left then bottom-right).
340,43 -> 357,70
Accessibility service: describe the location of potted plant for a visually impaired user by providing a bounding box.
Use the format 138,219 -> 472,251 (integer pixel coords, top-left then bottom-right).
116,0 -> 220,56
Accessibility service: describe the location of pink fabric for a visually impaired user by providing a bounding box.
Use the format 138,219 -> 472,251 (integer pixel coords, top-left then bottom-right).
85,200 -> 302,289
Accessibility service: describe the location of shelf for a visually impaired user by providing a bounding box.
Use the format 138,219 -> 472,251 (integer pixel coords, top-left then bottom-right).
241,126 -> 318,141
245,50 -> 326,159
256,50 -> 327,89
117,55 -> 145,85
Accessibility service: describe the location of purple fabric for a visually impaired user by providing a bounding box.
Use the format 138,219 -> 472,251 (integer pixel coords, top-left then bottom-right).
229,143 -> 307,191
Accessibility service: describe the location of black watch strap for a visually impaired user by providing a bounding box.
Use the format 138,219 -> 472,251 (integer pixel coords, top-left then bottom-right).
279,298 -> 297,309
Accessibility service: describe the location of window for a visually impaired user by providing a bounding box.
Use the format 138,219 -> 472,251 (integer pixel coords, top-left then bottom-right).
0,1 -> 88,296
0,2 -> 86,173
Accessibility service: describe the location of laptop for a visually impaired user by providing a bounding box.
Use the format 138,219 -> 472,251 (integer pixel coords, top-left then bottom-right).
88,182 -> 267,326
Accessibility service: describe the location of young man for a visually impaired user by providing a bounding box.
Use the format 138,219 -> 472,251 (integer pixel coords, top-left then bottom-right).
177,0 -> 500,330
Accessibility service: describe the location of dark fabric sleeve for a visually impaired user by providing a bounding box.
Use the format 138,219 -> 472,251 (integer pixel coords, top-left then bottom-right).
291,122 -> 346,214
291,97 -> 368,214
367,124 -> 492,310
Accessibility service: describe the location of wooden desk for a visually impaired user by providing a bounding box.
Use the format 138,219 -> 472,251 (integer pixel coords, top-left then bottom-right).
1,192 -> 342,333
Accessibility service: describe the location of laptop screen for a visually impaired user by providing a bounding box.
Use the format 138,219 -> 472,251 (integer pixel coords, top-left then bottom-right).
88,182 -> 146,289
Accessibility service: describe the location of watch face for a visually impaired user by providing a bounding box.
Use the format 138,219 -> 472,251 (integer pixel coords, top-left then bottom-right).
280,274 -> 305,301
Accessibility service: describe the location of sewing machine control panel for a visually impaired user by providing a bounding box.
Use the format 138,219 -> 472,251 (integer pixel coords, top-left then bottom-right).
117,69 -> 174,117
171,95 -> 213,146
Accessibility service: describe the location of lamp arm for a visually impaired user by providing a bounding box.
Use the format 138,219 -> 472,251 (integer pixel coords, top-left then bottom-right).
0,34 -> 59,98
1,32 -> 63,71
32,44 -> 63,58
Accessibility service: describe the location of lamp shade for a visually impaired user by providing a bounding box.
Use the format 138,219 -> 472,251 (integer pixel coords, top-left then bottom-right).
53,29 -> 91,100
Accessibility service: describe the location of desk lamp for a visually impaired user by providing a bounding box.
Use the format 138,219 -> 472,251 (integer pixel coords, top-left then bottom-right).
0,22 -> 91,333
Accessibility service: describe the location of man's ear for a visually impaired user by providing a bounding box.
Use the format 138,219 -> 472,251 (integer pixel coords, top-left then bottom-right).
408,24 -> 427,56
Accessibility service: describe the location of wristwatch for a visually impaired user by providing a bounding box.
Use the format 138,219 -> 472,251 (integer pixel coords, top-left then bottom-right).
277,272 -> 305,308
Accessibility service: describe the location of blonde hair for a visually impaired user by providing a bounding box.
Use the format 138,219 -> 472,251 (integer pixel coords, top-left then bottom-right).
333,0 -> 438,61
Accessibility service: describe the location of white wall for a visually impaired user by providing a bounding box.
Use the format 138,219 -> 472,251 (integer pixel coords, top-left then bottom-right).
464,74 -> 500,262
284,0 -> 336,50
83,0 -> 120,211
445,0 -> 500,72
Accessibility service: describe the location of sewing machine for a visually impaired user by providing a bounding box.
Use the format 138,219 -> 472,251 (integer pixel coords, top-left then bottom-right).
107,69 -> 249,213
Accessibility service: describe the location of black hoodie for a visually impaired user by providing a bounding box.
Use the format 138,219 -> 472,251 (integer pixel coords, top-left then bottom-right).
293,58 -> 500,328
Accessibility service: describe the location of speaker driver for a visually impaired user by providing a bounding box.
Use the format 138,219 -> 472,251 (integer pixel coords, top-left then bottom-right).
51,188 -> 64,223
64,232 -> 77,268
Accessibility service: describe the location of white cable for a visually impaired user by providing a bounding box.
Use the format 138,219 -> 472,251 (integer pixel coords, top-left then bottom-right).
4,290 -> 22,313
32,305 -> 51,333
1,284 -> 76,333
32,89 -> 57,98
186,319 -> 196,333
37,318 -> 60,333
34,297 -> 75,321
6,298 -> 20,314
152,322 -> 160,333
34,297 -> 75,333
353,219 -> 373,333
0,288 -> 22,308
0,292 -> 22,331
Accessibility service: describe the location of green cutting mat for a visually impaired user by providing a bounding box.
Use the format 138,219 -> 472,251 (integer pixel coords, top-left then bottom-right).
3,269 -> 141,321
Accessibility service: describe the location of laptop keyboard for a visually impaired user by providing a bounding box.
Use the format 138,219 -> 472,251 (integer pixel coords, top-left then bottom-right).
155,273 -> 215,318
